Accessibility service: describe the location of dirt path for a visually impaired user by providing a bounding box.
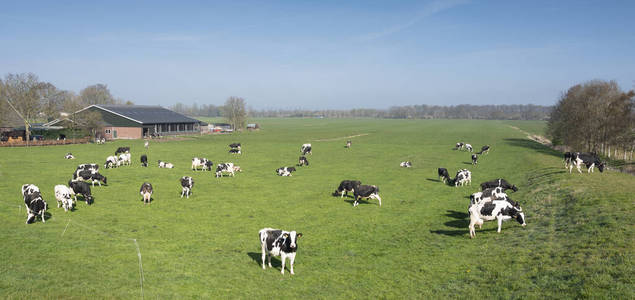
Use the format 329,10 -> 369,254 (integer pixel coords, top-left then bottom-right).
313,133 -> 370,142
507,125 -> 552,146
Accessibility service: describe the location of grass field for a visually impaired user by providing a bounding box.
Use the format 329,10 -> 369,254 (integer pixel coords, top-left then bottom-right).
0,119 -> 632,299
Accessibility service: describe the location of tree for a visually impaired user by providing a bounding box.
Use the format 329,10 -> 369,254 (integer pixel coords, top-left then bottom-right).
222,96 -> 247,131
80,84 -> 116,105
1,73 -> 45,142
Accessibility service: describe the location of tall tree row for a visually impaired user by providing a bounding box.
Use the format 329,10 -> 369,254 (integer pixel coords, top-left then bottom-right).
548,80 -> 634,159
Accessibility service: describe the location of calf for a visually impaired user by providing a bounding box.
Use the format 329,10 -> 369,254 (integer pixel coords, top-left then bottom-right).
480,179 -> 518,192
570,152 -> 605,174
140,182 -> 153,204
400,161 -> 412,168
437,168 -> 450,183
68,180 -> 93,205
455,142 -> 464,150
105,155 -> 119,168
333,180 -> 361,198
298,156 -> 309,166
276,167 -> 296,177
229,143 -> 241,149
454,169 -> 472,187
468,198 -> 526,238
180,176 -> 194,198
54,185 -> 74,212
115,146 -> 130,155
345,140 -> 351,148
353,185 -> 381,207
478,145 -> 490,155
471,154 -> 478,165
118,153 -> 131,166
216,163 -> 235,177
229,149 -> 241,154
140,154 -> 148,167
301,143 -> 312,155
233,165 -> 242,173
259,228 -> 302,275
465,143 -> 473,152
24,190 -> 47,224
64,153 -> 75,159
158,160 -> 174,168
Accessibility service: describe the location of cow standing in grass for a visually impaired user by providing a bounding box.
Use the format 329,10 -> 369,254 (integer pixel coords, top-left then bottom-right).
180,176 -> 194,198
140,155 -> 148,167
259,228 -> 302,275
468,198 -> 526,238
345,140 -> 351,148
471,154 -> 478,165
478,145 -> 490,155
438,168 -> 450,183
353,185 -> 381,207
68,180 -> 93,205
22,184 -> 47,224
298,156 -> 309,166
333,180 -> 361,198
54,185 -> 74,212
216,163 -> 235,177
480,179 -> 518,192
140,182 -> 153,204
301,144 -> 312,155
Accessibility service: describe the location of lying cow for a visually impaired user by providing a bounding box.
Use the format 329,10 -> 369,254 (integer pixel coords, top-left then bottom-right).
68,180 -> 93,205
229,149 -> 241,154
438,168 -> 450,183
140,154 -> 148,167
301,143 -> 312,155
115,147 -> 130,155
140,182 -> 153,204
22,185 -> 47,224
353,185 -> 381,207
158,160 -> 174,168
54,185 -> 74,212
298,156 -> 309,166
468,198 -> 526,238
229,143 -> 241,149
480,178 -> 518,192
216,163 -> 235,177
478,145 -> 490,155
259,228 -> 303,275
569,152 -> 605,174
471,154 -> 478,165
276,167 -> 296,177
454,169 -> 472,187
233,165 -> 242,173
400,161 -> 412,168
64,153 -> 75,159
180,176 -> 194,198
333,180 -> 361,198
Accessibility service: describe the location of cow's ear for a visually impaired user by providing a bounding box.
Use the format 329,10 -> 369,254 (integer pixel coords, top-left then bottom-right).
297,233 -> 302,238
283,233 -> 289,238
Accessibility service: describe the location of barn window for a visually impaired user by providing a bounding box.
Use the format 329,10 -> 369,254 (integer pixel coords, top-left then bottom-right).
105,129 -> 111,134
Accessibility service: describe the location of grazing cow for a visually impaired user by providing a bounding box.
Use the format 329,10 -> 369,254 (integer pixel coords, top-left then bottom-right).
75,170 -> 107,186
276,167 -> 296,177
471,154 -> 478,165
191,157 -> 210,171
115,147 -> 130,155
229,149 -> 241,154
216,163 -> 235,177
478,187 -> 507,202
229,143 -> 241,149
54,185 -> 74,212
24,190 -> 47,224
180,176 -> 194,198
454,169 -> 472,187
345,140 -> 351,148
298,156 -> 309,166
158,160 -> 174,168
140,155 -> 148,167
333,180 -> 361,198
140,182 -> 153,204
455,142 -> 464,150
68,180 -> 93,205
259,228 -> 303,275
22,184 -> 40,198
118,153 -> 132,166
437,168 -> 450,183
468,198 -> 526,238
465,143 -> 473,152
105,155 -> 119,168
480,179 -> 518,192
478,145 -> 490,155
569,152 -> 605,174
301,143 -> 312,155
563,152 -> 575,169
64,153 -> 75,159
144,140 -> 149,149
400,161 -> 412,168
353,185 -> 381,207
77,163 -> 99,171
204,160 -> 214,171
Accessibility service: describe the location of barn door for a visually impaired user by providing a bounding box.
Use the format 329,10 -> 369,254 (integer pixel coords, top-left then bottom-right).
113,130 -> 118,138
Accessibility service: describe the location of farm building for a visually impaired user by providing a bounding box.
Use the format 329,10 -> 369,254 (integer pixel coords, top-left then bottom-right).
75,104 -> 204,139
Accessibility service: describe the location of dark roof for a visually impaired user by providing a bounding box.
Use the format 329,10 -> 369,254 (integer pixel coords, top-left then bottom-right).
80,105 -> 201,125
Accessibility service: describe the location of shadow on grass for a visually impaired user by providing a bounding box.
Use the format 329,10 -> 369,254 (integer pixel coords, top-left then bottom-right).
247,252 -> 282,268
504,138 -> 562,158
426,178 -> 440,182
343,199 -> 379,207
462,162 -> 473,165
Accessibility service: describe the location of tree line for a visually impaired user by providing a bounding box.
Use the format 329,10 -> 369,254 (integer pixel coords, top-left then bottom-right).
547,80 -> 634,160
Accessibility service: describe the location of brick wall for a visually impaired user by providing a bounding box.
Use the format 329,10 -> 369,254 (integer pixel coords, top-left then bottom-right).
103,126 -> 142,139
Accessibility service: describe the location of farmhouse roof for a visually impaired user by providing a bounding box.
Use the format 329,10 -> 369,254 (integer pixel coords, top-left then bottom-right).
77,104 -> 201,125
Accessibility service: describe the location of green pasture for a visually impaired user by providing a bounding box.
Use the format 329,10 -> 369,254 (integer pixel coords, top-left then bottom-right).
0,119 -> 632,298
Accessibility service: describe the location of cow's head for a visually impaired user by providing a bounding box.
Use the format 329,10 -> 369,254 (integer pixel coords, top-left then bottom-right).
288,167 -> 296,172
283,231 -> 302,249
507,202 -> 526,227
598,162 -> 605,172
372,185 -> 379,193
102,176 -> 107,185
85,195 -> 93,205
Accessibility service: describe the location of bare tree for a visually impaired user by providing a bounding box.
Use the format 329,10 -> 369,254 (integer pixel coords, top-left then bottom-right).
80,84 -> 117,105
222,96 -> 247,131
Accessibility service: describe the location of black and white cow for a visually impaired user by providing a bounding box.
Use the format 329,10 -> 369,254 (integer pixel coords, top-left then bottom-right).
216,163 -> 235,177
345,140 -> 352,148
158,160 -> 174,168
455,142 -> 464,150
64,153 -> 75,159
298,156 -> 309,166
115,146 -> 130,155
468,198 -> 526,238
77,163 -> 99,172
229,149 -> 241,154
276,167 -> 296,177
438,168 -> 450,183
140,182 -> 153,204
191,157 -> 210,171
563,152 -> 575,169
229,143 -> 241,149
480,178 -> 518,192
569,152 -> 605,174
259,228 -> 302,275
204,160 -> 214,171
68,180 -> 93,205
353,185 -> 381,207
478,145 -> 490,155
140,155 -> 148,167
454,169 -> 472,187
471,187 -> 507,205
301,143 -> 312,155
105,155 -> 119,168
180,176 -> 194,198
471,154 -> 478,165
400,161 -> 412,168
75,170 -> 107,186
118,153 -> 131,166
54,185 -> 74,212
24,189 -> 47,224
22,184 -> 40,197
333,180 -> 361,198
465,143 -> 473,152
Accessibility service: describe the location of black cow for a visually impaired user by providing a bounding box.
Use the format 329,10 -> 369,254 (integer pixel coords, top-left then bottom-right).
298,156 -> 309,166
570,152 -> 605,173
115,147 -> 130,155
229,143 -> 241,149
477,145 -> 490,155
437,168 -> 450,183
471,154 -> 478,165
24,191 -> 47,224
229,149 -> 241,154
140,155 -> 148,167
480,178 -> 518,192
140,182 -> 153,204
353,185 -> 381,207
180,176 -> 194,198
333,180 -> 361,198
204,160 -> 214,171
68,180 -> 93,204
259,228 -> 302,275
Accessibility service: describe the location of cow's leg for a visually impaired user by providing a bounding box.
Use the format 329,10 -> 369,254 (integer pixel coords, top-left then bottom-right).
280,253 -> 286,274
340,190 -> 345,198
181,189 -> 184,198
289,253 -> 296,275
374,194 -> 382,207
497,216 -> 503,233
26,213 -> 34,224
261,246 -> 267,269
41,210 -> 45,222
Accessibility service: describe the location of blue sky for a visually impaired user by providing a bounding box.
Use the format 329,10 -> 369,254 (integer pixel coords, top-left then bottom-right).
1,0 -> 633,109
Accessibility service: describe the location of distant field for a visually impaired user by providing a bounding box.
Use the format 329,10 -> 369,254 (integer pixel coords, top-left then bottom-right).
0,119 -> 632,298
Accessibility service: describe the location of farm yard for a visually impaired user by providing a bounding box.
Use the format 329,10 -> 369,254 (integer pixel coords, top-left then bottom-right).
0,118 -> 632,298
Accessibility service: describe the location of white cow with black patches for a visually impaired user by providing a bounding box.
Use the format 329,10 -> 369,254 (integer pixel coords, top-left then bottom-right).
468,199 -> 526,238
259,228 -> 303,275
54,185 -> 74,212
